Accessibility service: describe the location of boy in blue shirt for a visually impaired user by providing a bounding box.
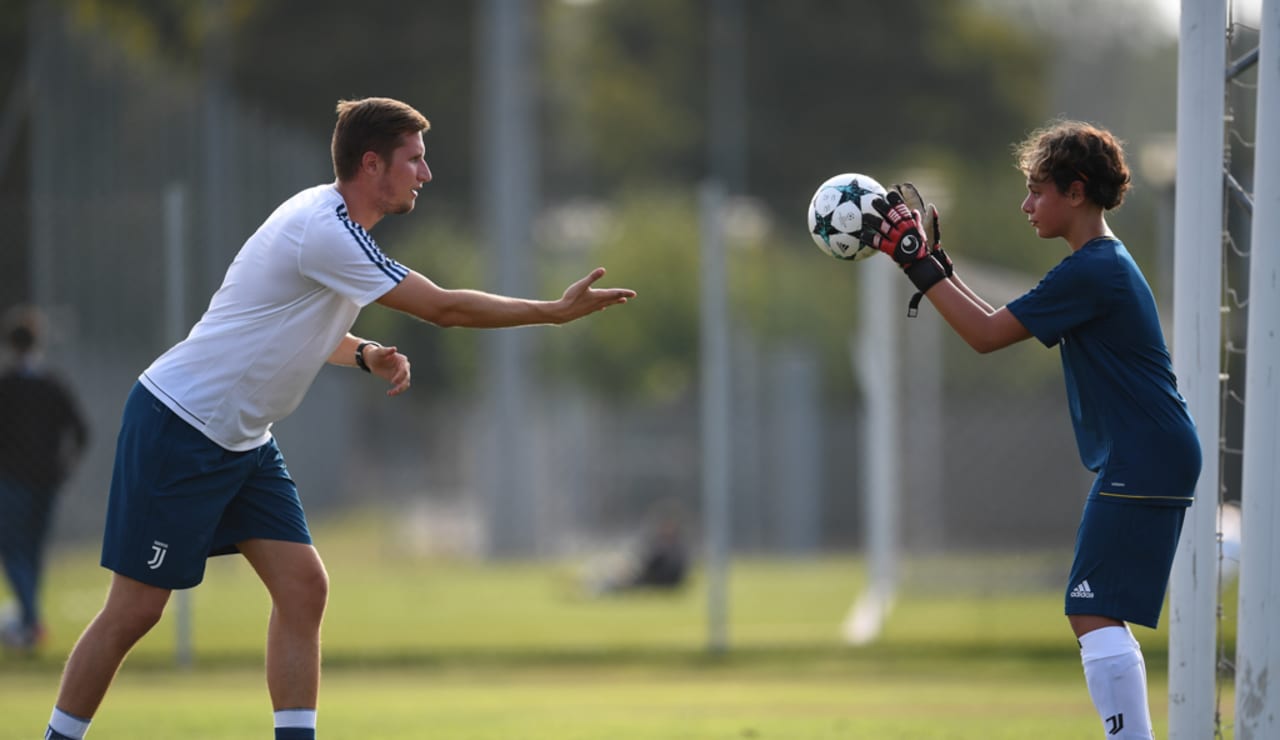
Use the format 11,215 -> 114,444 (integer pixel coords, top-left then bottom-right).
861,120 -> 1200,739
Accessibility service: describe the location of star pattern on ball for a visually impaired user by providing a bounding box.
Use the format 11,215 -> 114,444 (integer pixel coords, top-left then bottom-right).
811,209 -> 836,245
833,178 -> 876,205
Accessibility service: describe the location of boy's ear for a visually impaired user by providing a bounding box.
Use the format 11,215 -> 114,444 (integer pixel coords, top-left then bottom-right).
1067,179 -> 1087,204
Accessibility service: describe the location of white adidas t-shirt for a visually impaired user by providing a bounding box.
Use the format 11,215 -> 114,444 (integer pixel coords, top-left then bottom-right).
141,183 -> 407,451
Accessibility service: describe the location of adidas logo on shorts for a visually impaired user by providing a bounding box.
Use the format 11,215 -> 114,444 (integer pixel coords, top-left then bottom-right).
1070,580 -> 1096,599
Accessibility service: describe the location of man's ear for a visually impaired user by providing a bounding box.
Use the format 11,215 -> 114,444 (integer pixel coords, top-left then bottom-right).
361,150 -> 383,175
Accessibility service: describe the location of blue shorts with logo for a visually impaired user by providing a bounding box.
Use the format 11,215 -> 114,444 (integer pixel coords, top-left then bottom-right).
1065,496 -> 1186,628
100,382 -> 311,589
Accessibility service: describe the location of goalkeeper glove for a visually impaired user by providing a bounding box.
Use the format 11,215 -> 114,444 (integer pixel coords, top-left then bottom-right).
860,190 -> 928,265
894,183 -> 958,316
894,182 -> 951,277
859,191 -> 948,316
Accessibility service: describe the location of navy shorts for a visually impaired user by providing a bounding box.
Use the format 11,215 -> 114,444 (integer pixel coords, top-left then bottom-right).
100,382 -> 311,589
1065,497 -> 1186,628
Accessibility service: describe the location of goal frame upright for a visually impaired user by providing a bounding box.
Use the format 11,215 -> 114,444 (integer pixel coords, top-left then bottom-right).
1168,1 -> 1228,737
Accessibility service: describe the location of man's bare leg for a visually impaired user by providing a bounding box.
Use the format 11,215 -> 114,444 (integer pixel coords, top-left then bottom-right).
239,539 -> 329,713
48,573 -> 170,736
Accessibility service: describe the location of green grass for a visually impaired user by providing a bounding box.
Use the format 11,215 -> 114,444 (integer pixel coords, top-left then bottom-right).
3,662 -> 1117,739
0,510 -> 1237,738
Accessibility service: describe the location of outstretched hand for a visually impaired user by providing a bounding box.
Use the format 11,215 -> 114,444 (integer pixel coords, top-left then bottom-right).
895,183 -> 951,276
556,267 -> 636,324
858,189 -> 949,316
858,191 -> 930,267
365,344 -> 411,396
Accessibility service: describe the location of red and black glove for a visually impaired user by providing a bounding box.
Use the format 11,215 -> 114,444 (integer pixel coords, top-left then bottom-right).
860,190 -> 930,265
859,190 -> 948,315
894,183 -> 952,278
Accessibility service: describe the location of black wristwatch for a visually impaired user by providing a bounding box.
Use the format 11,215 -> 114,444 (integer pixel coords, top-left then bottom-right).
355,341 -> 380,373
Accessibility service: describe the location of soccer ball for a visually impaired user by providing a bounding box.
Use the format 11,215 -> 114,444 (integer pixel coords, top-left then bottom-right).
807,172 -> 887,260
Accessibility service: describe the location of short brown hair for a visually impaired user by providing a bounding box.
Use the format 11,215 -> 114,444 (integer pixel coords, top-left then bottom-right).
1014,120 -> 1131,210
331,97 -> 430,182
4,305 -> 43,354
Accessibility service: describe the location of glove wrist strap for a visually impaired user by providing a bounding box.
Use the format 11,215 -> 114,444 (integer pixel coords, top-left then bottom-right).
903,256 -> 947,317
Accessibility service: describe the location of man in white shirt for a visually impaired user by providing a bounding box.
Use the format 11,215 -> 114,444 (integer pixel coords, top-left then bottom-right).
44,97 -> 635,740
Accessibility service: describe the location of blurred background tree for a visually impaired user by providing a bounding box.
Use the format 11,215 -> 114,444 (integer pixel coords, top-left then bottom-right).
0,0 -> 1195,556
0,0 -> 1172,386
0,0 -> 1178,402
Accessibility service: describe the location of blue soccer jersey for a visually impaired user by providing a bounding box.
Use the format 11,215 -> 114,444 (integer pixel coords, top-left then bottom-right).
1007,237 -> 1200,506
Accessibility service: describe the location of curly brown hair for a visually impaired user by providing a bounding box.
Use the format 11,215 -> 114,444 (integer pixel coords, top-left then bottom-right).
1014,120 -> 1131,210
331,97 -> 430,182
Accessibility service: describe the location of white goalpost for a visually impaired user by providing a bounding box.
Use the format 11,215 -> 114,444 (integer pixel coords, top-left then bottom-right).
1234,2 -> 1280,738
1168,2 -> 1227,737
841,258 -> 902,645
1170,0 -> 1279,737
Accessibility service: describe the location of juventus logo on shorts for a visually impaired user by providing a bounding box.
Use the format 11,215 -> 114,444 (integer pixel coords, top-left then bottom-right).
147,540 -> 169,570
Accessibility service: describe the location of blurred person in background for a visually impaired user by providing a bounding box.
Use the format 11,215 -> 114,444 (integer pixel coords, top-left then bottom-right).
859,120 -> 1199,740
585,497 -> 689,596
0,305 -> 88,654
43,96 -> 635,740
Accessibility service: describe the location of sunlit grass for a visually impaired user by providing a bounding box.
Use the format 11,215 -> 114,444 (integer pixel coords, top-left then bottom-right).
0,508 -> 1237,738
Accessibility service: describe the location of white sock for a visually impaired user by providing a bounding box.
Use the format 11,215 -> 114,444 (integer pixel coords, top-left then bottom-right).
47,707 -> 92,739
1079,626 -> 1153,739
274,708 -> 317,729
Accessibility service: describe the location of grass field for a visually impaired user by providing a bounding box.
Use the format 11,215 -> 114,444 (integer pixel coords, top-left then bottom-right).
0,510 -> 1237,739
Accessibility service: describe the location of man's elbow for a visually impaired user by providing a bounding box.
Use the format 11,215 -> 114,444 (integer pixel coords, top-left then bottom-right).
381,296 -> 458,328
430,312 -> 462,328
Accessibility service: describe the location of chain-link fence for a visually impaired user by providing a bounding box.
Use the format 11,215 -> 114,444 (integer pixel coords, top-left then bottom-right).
6,4 -> 1091,569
